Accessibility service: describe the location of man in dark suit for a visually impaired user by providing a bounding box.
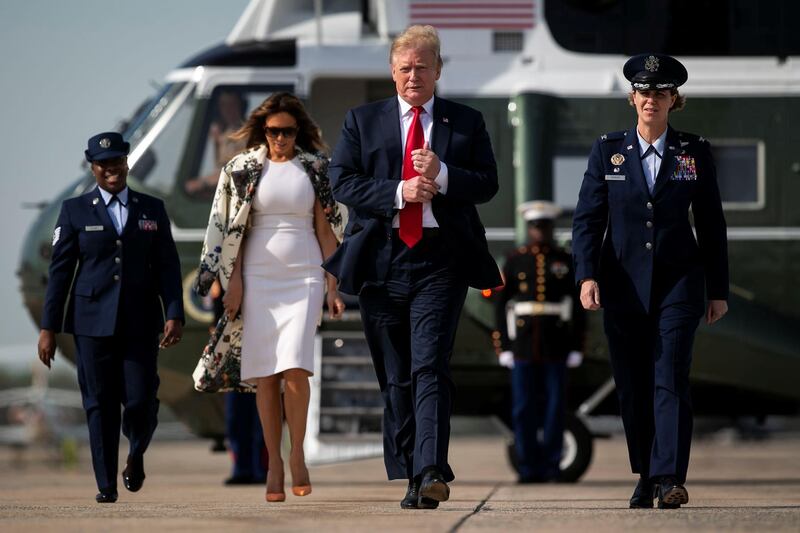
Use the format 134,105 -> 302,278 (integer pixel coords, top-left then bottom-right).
37,132 -> 184,503
572,54 -> 729,509
324,25 -> 501,509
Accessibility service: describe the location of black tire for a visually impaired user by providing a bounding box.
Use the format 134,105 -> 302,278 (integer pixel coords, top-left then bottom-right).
505,412 -> 594,483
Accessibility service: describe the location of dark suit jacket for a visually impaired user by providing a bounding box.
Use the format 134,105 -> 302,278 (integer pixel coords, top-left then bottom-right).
572,125 -> 729,314
41,186 -> 184,337
323,96 -> 502,295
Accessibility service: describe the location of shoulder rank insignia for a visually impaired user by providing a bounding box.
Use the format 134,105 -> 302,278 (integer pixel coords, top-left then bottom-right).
610,153 -> 625,165
52,227 -> 61,246
600,134 -> 607,140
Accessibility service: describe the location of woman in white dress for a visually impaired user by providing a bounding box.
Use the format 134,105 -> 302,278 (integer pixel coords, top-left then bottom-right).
205,93 -> 344,502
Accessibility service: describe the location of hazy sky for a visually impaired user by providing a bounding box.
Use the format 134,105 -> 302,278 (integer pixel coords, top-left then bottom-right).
0,0 -> 250,365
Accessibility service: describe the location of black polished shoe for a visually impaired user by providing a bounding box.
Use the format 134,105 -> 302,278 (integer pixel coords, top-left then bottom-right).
122,456 -> 146,492
400,479 -> 439,509
419,468 -> 450,504
629,477 -> 654,509
224,474 -> 266,485
655,476 -> 689,509
95,490 -> 118,503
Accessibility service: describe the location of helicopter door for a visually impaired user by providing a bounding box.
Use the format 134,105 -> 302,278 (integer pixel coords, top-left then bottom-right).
173,85 -> 293,230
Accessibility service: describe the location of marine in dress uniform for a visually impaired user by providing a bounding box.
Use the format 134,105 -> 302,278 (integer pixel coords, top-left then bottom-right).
572,54 -> 729,509
493,201 -> 586,483
37,132 -> 184,503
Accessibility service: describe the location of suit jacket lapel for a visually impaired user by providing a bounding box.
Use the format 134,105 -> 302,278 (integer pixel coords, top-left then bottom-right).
653,126 -> 680,198
379,98 -> 403,179
121,189 -> 139,236
90,188 -> 117,233
621,126 -> 650,199
431,97 -> 451,160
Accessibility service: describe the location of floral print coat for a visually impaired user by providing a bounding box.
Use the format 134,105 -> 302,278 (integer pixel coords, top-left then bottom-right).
192,144 -> 341,392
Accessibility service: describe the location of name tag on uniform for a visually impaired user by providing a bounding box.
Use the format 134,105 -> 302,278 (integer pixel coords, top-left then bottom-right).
604,175 -> 626,181
139,220 -> 158,231
85,225 -> 104,232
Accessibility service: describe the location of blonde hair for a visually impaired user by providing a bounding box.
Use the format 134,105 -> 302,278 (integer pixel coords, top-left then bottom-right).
390,24 -> 443,68
628,89 -> 686,112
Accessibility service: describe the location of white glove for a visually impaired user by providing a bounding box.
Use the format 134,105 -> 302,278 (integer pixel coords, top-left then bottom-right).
566,350 -> 584,368
498,351 -> 515,369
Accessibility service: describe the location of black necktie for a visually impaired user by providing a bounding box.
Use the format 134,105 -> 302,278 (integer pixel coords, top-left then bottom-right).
641,145 -> 662,160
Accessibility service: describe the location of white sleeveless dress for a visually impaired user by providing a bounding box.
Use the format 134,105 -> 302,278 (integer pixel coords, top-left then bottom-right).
240,157 -> 324,380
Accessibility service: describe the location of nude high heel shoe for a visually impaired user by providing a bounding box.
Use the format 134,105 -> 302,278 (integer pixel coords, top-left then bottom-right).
265,469 -> 285,502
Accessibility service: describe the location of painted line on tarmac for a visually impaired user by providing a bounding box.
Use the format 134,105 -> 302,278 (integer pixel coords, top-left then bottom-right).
449,483 -> 501,532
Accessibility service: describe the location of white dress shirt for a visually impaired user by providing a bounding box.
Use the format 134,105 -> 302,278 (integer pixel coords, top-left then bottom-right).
98,186 -> 129,235
392,95 -> 449,228
637,128 -> 668,194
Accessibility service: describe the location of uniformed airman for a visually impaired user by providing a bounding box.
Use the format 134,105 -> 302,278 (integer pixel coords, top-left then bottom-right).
37,132 -> 185,503
494,200 -> 586,483
572,54 -> 729,509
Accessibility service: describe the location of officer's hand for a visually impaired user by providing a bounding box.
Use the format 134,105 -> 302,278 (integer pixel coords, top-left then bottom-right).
580,279 -> 601,311
223,274 -> 243,319
567,350 -> 584,368
410,142 -> 441,179
326,289 -> 346,320
706,299 -> 728,325
402,176 -> 440,203
37,329 -> 56,369
160,320 -> 183,349
498,351 -> 515,369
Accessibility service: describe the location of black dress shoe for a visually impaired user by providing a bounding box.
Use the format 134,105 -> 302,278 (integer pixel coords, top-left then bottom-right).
400,479 -> 439,509
655,476 -> 689,509
95,490 -> 118,503
629,477 -> 654,509
122,456 -> 146,492
419,468 -> 450,504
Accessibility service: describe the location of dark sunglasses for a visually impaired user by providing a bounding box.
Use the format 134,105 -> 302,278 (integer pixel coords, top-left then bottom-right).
264,126 -> 299,138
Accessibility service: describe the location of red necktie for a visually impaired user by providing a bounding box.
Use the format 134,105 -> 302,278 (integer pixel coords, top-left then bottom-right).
400,106 -> 424,248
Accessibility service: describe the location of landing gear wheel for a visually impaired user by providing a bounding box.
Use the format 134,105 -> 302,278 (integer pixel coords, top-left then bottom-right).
506,412 -> 594,483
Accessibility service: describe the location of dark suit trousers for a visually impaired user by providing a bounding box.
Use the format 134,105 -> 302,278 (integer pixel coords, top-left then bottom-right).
359,232 -> 468,482
73,332 -> 160,491
603,303 -> 702,484
225,392 -> 267,480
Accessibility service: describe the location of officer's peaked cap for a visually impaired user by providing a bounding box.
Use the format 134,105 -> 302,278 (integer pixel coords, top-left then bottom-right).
624,53 -> 688,91
85,131 -> 130,163
518,201 -> 561,222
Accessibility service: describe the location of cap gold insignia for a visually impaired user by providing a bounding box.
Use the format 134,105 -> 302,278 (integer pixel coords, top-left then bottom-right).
611,153 -> 625,165
645,55 -> 659,72
99,138 -> 111,149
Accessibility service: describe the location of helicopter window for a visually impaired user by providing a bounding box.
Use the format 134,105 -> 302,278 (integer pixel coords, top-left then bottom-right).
127,86 -> 196,195
546,0 -> 800,57
711,141 -> 762,209
183,87 -> 289,200
553,150 -> 590,210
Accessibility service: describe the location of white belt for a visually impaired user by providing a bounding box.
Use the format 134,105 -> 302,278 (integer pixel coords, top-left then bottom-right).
506,297 -> 572,341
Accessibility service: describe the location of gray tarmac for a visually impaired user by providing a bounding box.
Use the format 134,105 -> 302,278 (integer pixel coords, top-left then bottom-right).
1,431 -> 798,532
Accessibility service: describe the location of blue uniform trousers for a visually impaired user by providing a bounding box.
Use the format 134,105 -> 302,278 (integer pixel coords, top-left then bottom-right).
73,332 -> 159,492
511,360 -> 566,481
359,232 -> 468,482
225,393 -> 267,479
603,303 -> 702,484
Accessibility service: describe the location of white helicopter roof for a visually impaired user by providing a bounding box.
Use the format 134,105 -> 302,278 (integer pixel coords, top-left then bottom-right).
164,0 -> 800,98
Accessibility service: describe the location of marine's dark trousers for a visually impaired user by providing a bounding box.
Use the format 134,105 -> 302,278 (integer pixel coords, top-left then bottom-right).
73,332 -> 160,492
603,303 -> 702,484
225,392 -> 267,480
511,360 -> 566,481
359,231 -> 468,482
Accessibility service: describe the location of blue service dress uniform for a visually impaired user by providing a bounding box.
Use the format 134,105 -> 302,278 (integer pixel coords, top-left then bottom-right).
41,186 -> 184,493
572,126 -> 728,484
494,244 -> 586,481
